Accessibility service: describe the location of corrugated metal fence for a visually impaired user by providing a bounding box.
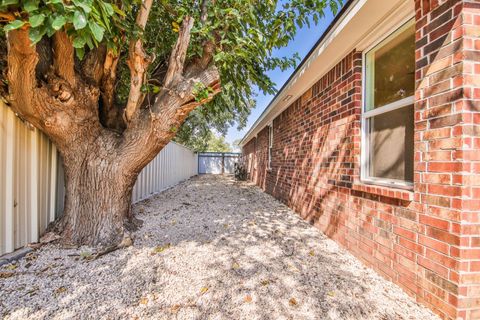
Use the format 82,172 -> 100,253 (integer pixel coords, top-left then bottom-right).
0,102 -> 198,256
132,142 -> 198,203
198,152 -> 241,174
0,103 -> 58,256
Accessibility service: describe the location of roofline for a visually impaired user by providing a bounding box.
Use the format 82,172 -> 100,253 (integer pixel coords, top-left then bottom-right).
239,0 -> 356,146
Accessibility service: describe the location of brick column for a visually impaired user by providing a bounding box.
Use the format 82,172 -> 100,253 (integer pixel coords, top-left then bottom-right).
415,1 -> 480,319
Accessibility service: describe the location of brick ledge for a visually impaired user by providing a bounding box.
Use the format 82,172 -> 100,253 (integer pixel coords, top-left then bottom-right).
352,182 -> 414,201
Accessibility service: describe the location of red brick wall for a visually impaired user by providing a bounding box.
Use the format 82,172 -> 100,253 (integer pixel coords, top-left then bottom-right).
243,127 -> 269,189
416,1 -> 480,319
242,1 -> 479,319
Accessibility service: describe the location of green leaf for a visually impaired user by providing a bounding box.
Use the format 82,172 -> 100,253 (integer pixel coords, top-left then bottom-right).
51,15 -> 67,30
29,26 -> 46,44
72,0 -> 92,13
152,85 -> 160,94
75,47 -> 85,59
23,0 -> 39,12
101,2 -> 114,16
85,34 -> 93,49
4,20 -> 25,32
46,25 -> 56,37
111,4 -> 126,17
29,14 -> 45,28
73,11 -> 87,30
2,0 -> 18,6
88,21 -> 104,42
72,35 -> 86,48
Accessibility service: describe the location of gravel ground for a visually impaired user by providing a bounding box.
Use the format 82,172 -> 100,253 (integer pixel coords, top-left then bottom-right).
0,175 -> 438,320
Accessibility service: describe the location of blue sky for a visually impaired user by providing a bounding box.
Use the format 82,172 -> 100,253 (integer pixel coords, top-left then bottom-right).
225,7 -> 338,146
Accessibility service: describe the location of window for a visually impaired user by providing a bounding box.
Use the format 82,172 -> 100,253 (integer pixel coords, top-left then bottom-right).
268,124 -> 273,170
362,20 -> 415,188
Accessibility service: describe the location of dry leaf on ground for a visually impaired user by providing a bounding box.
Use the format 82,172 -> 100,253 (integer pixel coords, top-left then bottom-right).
0,272 -> 14,279
54,287 -> 67,295
151,243 -> 171,255
170,304 -> 181,313
289,298 -> 298,306
261,279 -> 270,286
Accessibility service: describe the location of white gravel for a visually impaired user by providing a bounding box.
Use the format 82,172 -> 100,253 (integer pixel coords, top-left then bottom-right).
0,175 -> 438,320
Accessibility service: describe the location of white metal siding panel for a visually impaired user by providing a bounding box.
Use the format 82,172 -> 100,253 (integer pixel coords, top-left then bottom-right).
132,142 -> 197,203
0,103 -> 57,255
0,104 -> 15,254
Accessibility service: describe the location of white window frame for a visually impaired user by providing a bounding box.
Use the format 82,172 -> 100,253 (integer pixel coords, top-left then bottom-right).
360,18 -> 415,190
268,123 -> 273,170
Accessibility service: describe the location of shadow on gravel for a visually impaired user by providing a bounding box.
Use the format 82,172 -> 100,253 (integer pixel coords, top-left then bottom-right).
0,175 -> 437,320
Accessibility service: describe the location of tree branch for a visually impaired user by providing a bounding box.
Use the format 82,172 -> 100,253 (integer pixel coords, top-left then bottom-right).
184,40 -> 215,78
185,0 -> 217,78
177,79 -> 221,116
81,45 -> 107,86
120,65 -> 220,173
163,16 -> 194,88
173,64 -> 220,113
123,0 -> 154,123
6,29 -> 39,119
101,49 -> 120,109
0,12 -> 15,21
53,31 -> 76,86
200,0 -> 208,24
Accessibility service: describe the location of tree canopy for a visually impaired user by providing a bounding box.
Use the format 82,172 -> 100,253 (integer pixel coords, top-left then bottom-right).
176,128 -> 232,152
1,0 -> 341,137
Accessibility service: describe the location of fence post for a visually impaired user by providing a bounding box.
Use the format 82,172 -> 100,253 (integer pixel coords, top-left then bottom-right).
222,153 -> 225,174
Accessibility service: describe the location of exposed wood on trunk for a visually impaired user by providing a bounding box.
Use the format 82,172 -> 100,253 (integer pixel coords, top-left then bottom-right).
163,17 -> 194,88
123,0 -> 154,123
6,29 -> 39,119
53,32 -> 76,86
0,12 -> 15,21
102,49 -> 120,109
99,49 -> 125,131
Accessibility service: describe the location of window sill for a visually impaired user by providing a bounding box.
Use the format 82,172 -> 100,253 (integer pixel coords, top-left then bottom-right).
352,182 -> 414,201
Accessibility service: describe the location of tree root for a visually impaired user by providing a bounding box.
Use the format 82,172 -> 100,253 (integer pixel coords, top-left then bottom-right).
90,235 -> 134,260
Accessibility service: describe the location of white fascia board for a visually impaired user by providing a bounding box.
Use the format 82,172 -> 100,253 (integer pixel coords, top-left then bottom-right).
239,0 -> 364,147
240,0 -> 413,147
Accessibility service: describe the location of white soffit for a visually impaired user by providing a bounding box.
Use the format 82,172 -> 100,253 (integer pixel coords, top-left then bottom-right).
240,0 -> 414,146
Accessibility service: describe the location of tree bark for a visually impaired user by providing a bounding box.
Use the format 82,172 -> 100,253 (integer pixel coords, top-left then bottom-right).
58,148 -> 138,246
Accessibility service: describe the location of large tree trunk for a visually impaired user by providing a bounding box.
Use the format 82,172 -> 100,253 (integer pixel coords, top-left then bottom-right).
58,150 -> 138,246
5,25 -> 220,248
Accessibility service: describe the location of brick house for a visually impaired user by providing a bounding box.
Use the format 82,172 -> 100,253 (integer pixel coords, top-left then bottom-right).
239,0 -> 480,319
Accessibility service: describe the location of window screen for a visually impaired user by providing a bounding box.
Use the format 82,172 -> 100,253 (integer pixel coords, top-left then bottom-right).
368,105 -> 414,181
